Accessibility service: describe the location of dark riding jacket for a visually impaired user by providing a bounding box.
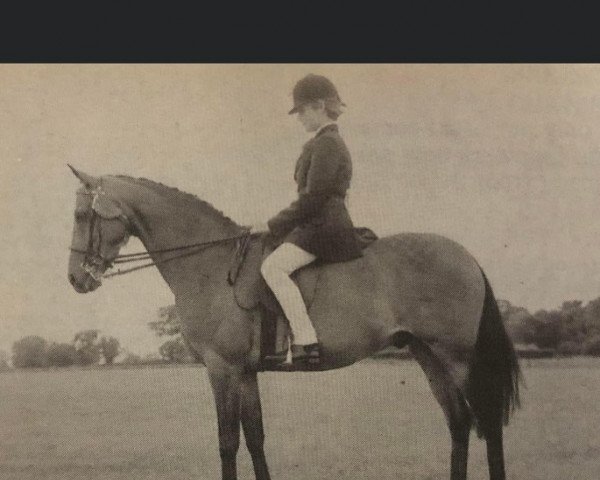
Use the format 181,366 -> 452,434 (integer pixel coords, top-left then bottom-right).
267,124 -> 363,262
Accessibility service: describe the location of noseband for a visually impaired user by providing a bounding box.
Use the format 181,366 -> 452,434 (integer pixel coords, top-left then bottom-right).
70,185 -> 251,283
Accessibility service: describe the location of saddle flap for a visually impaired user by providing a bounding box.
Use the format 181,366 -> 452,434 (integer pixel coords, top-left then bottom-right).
232,239 -> 320,313
230,228 -> 378,371
231,227 -> 378,312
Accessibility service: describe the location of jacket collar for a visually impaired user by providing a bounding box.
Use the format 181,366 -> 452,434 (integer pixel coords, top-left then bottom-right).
315,123 -> 338,137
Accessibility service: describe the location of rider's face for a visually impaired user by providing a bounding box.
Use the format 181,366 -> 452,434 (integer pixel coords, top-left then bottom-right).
296,101 -> 328,132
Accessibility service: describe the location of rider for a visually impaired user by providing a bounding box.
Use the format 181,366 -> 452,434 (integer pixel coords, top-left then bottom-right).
252,74 -> 363,366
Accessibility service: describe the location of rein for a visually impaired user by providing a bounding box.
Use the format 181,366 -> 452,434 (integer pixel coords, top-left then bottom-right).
104,233 -> 251,278
70,230 -> 251,279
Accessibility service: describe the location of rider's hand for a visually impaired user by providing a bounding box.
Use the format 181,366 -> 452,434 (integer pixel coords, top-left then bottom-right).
250,222 -> 270,234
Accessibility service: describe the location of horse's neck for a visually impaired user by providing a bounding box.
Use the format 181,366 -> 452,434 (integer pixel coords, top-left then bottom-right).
120,181 -> 242,291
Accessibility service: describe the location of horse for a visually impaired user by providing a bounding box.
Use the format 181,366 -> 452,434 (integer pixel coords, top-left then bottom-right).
66,166 -> 521,480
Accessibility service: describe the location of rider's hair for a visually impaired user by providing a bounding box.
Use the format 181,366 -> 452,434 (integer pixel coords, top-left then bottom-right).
307,97 -> 345,120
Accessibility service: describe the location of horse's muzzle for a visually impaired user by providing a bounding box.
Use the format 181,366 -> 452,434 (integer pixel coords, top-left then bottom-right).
68,269 -> 101,293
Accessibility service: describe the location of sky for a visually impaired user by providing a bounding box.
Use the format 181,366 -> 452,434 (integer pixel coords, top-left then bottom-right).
2,64 -> 600,357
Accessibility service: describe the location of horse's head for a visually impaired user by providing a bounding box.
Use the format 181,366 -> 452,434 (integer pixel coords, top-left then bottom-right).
67,166 -> 132,293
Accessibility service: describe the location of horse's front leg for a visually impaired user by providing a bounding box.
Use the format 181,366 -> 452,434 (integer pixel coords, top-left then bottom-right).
206,354 -> 244,480
241,372 -> 271,480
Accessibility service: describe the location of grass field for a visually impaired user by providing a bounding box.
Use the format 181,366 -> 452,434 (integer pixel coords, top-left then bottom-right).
1,358 -> 598,480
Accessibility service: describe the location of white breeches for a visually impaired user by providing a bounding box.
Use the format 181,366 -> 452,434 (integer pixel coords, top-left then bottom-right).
260,242 -> 318,345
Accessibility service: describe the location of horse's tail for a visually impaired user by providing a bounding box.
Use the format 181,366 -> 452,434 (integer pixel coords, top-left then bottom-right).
466,269 -> 522,439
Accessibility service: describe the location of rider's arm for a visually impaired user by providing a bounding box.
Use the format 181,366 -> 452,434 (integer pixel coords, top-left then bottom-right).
267,136 -> 342,238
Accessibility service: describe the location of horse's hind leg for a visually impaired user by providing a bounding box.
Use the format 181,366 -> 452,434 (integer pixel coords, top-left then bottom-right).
486,424 -> 505,480
397,334 -> 472,480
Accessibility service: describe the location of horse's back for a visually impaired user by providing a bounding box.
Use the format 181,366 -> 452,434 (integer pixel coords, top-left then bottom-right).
317,232 -> 485,310
366,232 -> 485,302
308,232 -> 486,364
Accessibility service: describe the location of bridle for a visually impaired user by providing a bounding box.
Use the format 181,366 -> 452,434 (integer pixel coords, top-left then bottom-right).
69,185 -> 250,283
69,187 -> 123,281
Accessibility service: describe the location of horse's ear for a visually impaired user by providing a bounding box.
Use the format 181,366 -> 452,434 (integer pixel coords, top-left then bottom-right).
68,164 -> 99,188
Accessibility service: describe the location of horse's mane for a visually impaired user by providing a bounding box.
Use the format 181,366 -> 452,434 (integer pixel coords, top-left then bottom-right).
108,174 -> 240,229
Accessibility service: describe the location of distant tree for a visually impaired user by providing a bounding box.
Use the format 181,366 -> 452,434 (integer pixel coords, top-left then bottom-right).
558,300 -> 586,344
0,350 -> 10,371
12,336 -> 48,368
498,300 -> 536,344
148,305 -> 181,337
73,329 -> 101,365
583,298 -> 600,337
496,297 -> 600,356
149,305 -> 203,364
47,343 -> 77,367
556,340 -> 582,356
120,352 -> 142,365
531,310 -> 563,350
159,337 -> 192,363
143,353 -> 163,364
99,336 -> 121,365
583,335 -> 600,356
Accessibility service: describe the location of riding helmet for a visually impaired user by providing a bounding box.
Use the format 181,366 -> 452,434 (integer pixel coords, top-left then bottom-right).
288,74 -> 346,114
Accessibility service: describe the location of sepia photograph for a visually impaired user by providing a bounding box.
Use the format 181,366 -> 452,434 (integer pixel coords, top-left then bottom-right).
1,64 -> 599,479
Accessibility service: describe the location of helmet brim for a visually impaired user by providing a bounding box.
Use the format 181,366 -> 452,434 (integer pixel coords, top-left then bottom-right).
288,100 -> 346,115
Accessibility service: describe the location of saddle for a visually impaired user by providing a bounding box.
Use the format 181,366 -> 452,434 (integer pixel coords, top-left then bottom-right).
228,228 -> 378,371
